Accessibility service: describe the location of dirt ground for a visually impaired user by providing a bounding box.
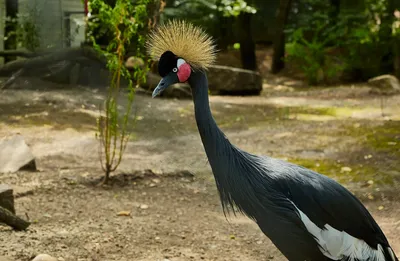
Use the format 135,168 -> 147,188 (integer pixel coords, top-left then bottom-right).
0,75 -> 399,261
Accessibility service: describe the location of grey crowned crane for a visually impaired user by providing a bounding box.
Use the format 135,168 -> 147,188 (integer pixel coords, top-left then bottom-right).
146,20 -> 398,261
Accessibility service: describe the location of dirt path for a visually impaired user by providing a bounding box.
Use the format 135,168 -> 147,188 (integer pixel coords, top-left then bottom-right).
0,79 -> 399,261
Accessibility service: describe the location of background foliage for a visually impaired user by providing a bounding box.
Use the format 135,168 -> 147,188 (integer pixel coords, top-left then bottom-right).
285,0 -> 397,84
160,0 -> 399,85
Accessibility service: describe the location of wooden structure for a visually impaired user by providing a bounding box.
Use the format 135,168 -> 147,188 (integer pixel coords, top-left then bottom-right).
18,0 -> 86,49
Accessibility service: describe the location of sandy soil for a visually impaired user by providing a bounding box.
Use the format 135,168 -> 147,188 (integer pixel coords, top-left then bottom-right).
0,76 -> 399,261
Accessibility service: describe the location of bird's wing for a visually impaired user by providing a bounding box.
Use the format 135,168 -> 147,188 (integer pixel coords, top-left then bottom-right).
269,162 -> 397,261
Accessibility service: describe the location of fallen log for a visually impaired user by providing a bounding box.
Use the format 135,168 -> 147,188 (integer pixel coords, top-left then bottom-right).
0,50 -> 37,58
0,205 -> 30,231
0,46 -> 107,77
0,185 -> 15,214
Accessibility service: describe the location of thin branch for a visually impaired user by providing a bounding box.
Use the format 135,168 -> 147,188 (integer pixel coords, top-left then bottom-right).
0,69 -> 25,89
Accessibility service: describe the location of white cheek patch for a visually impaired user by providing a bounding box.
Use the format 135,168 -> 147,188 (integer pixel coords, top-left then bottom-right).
177,58 -> 186,68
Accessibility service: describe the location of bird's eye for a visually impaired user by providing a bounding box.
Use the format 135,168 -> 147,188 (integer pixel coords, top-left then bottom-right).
172,68 -> 178,73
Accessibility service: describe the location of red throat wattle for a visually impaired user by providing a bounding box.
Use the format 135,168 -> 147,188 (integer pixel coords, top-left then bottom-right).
177,63 -> 191,82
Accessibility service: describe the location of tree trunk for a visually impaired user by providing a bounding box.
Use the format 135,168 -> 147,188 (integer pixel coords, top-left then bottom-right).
271,0 -> 292,74
0,0 -> 5,65
4,0 -> 18,63
215,0 -> 233,51
0,205 -> 30,231
394,36 -> 400,79
329,0 -> 340,24
237,13 -> 257,71
381,0 -> 395,74
147,0 -> 164,29
390,0 -> 400,78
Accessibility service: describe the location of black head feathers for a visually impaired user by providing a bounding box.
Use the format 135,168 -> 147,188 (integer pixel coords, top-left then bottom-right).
158,51 -> 178,77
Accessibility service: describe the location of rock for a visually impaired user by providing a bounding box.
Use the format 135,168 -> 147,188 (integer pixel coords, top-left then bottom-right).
143,65 -> 264,97
0,184 -> 15,214
31,254 -> 57,261
139,204 -> 149,209
145,71 -> 162,88
0,134 -> 36,174
125,56 -> 145,69
163,83 -> 192,99
143,72 -> 191,99
368,74 -> 400,92
207,65 -> 262,95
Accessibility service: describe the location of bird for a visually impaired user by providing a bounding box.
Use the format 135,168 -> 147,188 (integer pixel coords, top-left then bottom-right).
146,20 -> 399,261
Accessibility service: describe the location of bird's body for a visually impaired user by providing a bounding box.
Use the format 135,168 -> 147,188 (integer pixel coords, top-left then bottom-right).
147,20 -> 398,261
190,70 -> 397,261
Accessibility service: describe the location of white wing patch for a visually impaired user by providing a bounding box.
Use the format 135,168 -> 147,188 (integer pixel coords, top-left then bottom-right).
388,247 -> 396,261
291,202 -> 386,261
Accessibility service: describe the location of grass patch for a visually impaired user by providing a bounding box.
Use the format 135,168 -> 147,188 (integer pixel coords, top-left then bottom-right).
288,157 -> 394,185
346,121 -> 400,157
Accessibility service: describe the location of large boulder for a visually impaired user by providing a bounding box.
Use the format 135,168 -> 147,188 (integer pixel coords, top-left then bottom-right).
207,65 -> 262,95
141,65 -> 263,97
142,72 -> 192,99
0,135 -> 36,174
368,74 -> 400,93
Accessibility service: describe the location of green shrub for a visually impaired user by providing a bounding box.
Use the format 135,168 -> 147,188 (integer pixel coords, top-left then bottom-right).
285,25 -> 346,85
89,0 -> 151,184
286,0 -> 394,85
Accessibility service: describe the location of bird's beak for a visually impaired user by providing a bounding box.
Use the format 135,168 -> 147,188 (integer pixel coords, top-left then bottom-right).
152,72 -> 179,98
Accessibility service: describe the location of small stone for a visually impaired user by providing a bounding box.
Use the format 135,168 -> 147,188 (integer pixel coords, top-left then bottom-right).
364,155 -> 373,159
378,206 -> 384,211
152,178 -> 161,184
125,56 -> 145,69
116,211 -> 131,216
340,167 -> 352,173
31,254 -> 57,261
139,204 -> 149,209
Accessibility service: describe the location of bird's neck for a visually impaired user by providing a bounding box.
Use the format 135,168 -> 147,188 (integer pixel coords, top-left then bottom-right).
189,70 -> 232,167
189,70 -> 264,216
